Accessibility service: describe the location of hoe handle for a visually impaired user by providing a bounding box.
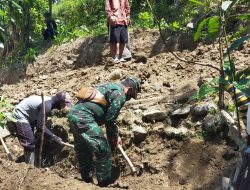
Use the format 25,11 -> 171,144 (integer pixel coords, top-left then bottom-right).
118,144 -> 136,173
0,136 -> 13,161
61,141 -> 74,148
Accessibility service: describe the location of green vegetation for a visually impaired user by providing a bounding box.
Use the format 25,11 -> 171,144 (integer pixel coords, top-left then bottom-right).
192,78 -> 219,100
0,0 -> 249,100
0,97 -> 15,128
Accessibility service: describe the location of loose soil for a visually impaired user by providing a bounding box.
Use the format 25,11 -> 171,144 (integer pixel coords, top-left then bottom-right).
0,29 -> 249,190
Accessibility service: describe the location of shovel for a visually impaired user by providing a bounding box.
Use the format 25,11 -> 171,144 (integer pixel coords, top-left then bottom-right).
0,126 -> 13,161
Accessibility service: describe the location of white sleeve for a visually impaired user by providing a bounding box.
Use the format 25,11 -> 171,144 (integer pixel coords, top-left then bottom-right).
247,103 -> 250,135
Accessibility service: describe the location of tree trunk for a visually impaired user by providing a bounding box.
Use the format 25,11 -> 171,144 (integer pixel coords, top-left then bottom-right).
49,0 -> 52,16
22,2 -> 30,47
7,0 -> 19,45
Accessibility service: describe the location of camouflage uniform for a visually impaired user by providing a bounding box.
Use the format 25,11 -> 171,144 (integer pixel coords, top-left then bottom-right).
68,82 -> 126,182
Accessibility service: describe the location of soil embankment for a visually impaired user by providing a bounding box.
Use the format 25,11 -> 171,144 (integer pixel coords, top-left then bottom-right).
0,29 -> 249,190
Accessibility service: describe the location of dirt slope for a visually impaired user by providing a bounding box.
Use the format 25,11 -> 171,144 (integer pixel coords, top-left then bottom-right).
0,29 -> 249,190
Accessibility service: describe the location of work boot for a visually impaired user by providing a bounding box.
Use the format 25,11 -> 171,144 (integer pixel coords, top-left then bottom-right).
24,150 -> 36,165
98,179 -> 110,187
81,173 -> 93,183
247,135 -> 250,146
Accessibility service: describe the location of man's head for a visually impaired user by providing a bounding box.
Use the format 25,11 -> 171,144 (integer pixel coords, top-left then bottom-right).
44,12 -> 51,18
121,77 -> 141,100
55,91 -> 72,109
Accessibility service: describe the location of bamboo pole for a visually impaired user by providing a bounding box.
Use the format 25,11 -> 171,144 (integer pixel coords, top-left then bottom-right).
38,92 -> 46,168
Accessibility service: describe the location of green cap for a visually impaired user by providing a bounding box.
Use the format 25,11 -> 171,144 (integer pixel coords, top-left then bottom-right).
122,77 -> 141,99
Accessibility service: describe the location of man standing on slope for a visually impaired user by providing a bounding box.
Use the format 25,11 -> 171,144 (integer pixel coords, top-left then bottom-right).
9,91 -> 72,165
68,77 -> 141,187
105,0 -> 130,64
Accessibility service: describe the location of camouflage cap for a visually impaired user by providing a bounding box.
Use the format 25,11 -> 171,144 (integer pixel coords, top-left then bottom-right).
122,77 -> 141,99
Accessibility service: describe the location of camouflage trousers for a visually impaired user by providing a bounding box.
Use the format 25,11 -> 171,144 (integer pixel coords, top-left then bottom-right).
68,112 -> 112,182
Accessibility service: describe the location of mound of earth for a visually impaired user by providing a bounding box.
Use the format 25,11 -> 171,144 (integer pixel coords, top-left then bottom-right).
0,29 -> 249,190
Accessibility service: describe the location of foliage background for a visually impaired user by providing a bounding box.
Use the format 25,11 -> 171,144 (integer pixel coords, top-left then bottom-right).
0,0 -> 248,68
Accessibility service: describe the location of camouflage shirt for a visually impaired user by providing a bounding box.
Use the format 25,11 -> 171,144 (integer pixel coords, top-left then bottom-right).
70,82 -> 126,138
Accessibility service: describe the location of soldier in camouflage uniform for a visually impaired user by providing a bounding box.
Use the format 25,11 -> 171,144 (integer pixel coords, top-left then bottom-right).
68,77 -> 141,187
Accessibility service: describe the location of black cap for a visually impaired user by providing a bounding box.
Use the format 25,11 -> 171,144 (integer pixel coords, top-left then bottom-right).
55,91 -> 72,108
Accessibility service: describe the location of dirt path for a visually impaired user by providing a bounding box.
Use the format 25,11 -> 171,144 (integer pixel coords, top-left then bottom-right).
0,29 -> 249,190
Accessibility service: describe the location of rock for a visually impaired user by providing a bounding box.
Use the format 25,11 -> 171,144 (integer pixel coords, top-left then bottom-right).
164,126 -> 188,138
171,106 -> 191,117
203,114 -> 218,133
169,87 -> 175,92
39,75 -> 48,80
191,103 -> 209,116
26,64 -> 36,77
110,182 -> 129,189
163,81 -> 171,87
108,69 -> 122,80
133,54 -> 147,64
132,125 -> 147,143
65,60 -> 74,66
151,122 -> 165,132
121,111 -> 136,125
154,83 -> 161,91
142,110 -> 168,122
123,117 -> 134,125
220,110 -> 245,148
176,63 -> 184,70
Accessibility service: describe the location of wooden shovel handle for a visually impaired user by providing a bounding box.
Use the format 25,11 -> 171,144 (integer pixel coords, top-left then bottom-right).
118,144 -> 136,173
0,136 -> 13,161
61,141 -> 74,148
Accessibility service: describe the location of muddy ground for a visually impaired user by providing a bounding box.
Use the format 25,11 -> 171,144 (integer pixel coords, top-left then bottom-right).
0,29 -> 249,190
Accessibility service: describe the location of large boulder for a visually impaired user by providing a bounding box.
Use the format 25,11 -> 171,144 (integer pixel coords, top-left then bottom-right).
132,125 -> 147,143
171,105 -> 191,117
142,110 -> 168,122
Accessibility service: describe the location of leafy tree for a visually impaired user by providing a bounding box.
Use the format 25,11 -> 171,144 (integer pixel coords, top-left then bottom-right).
0,0 -> 47,65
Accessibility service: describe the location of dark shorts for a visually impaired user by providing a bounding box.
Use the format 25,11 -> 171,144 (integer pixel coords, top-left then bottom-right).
108,25 -> 128,43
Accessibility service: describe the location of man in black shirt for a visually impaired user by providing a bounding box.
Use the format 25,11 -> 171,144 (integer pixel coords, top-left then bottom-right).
42,12 -> 57,40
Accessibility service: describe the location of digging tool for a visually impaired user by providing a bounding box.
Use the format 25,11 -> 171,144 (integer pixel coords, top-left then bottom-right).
0,126 -> 13,161
57,142 -> 136,173
57,142 -> 136,174
61,141 -> 74,148
0,135 -> 13,161
118,144 -> 136,173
